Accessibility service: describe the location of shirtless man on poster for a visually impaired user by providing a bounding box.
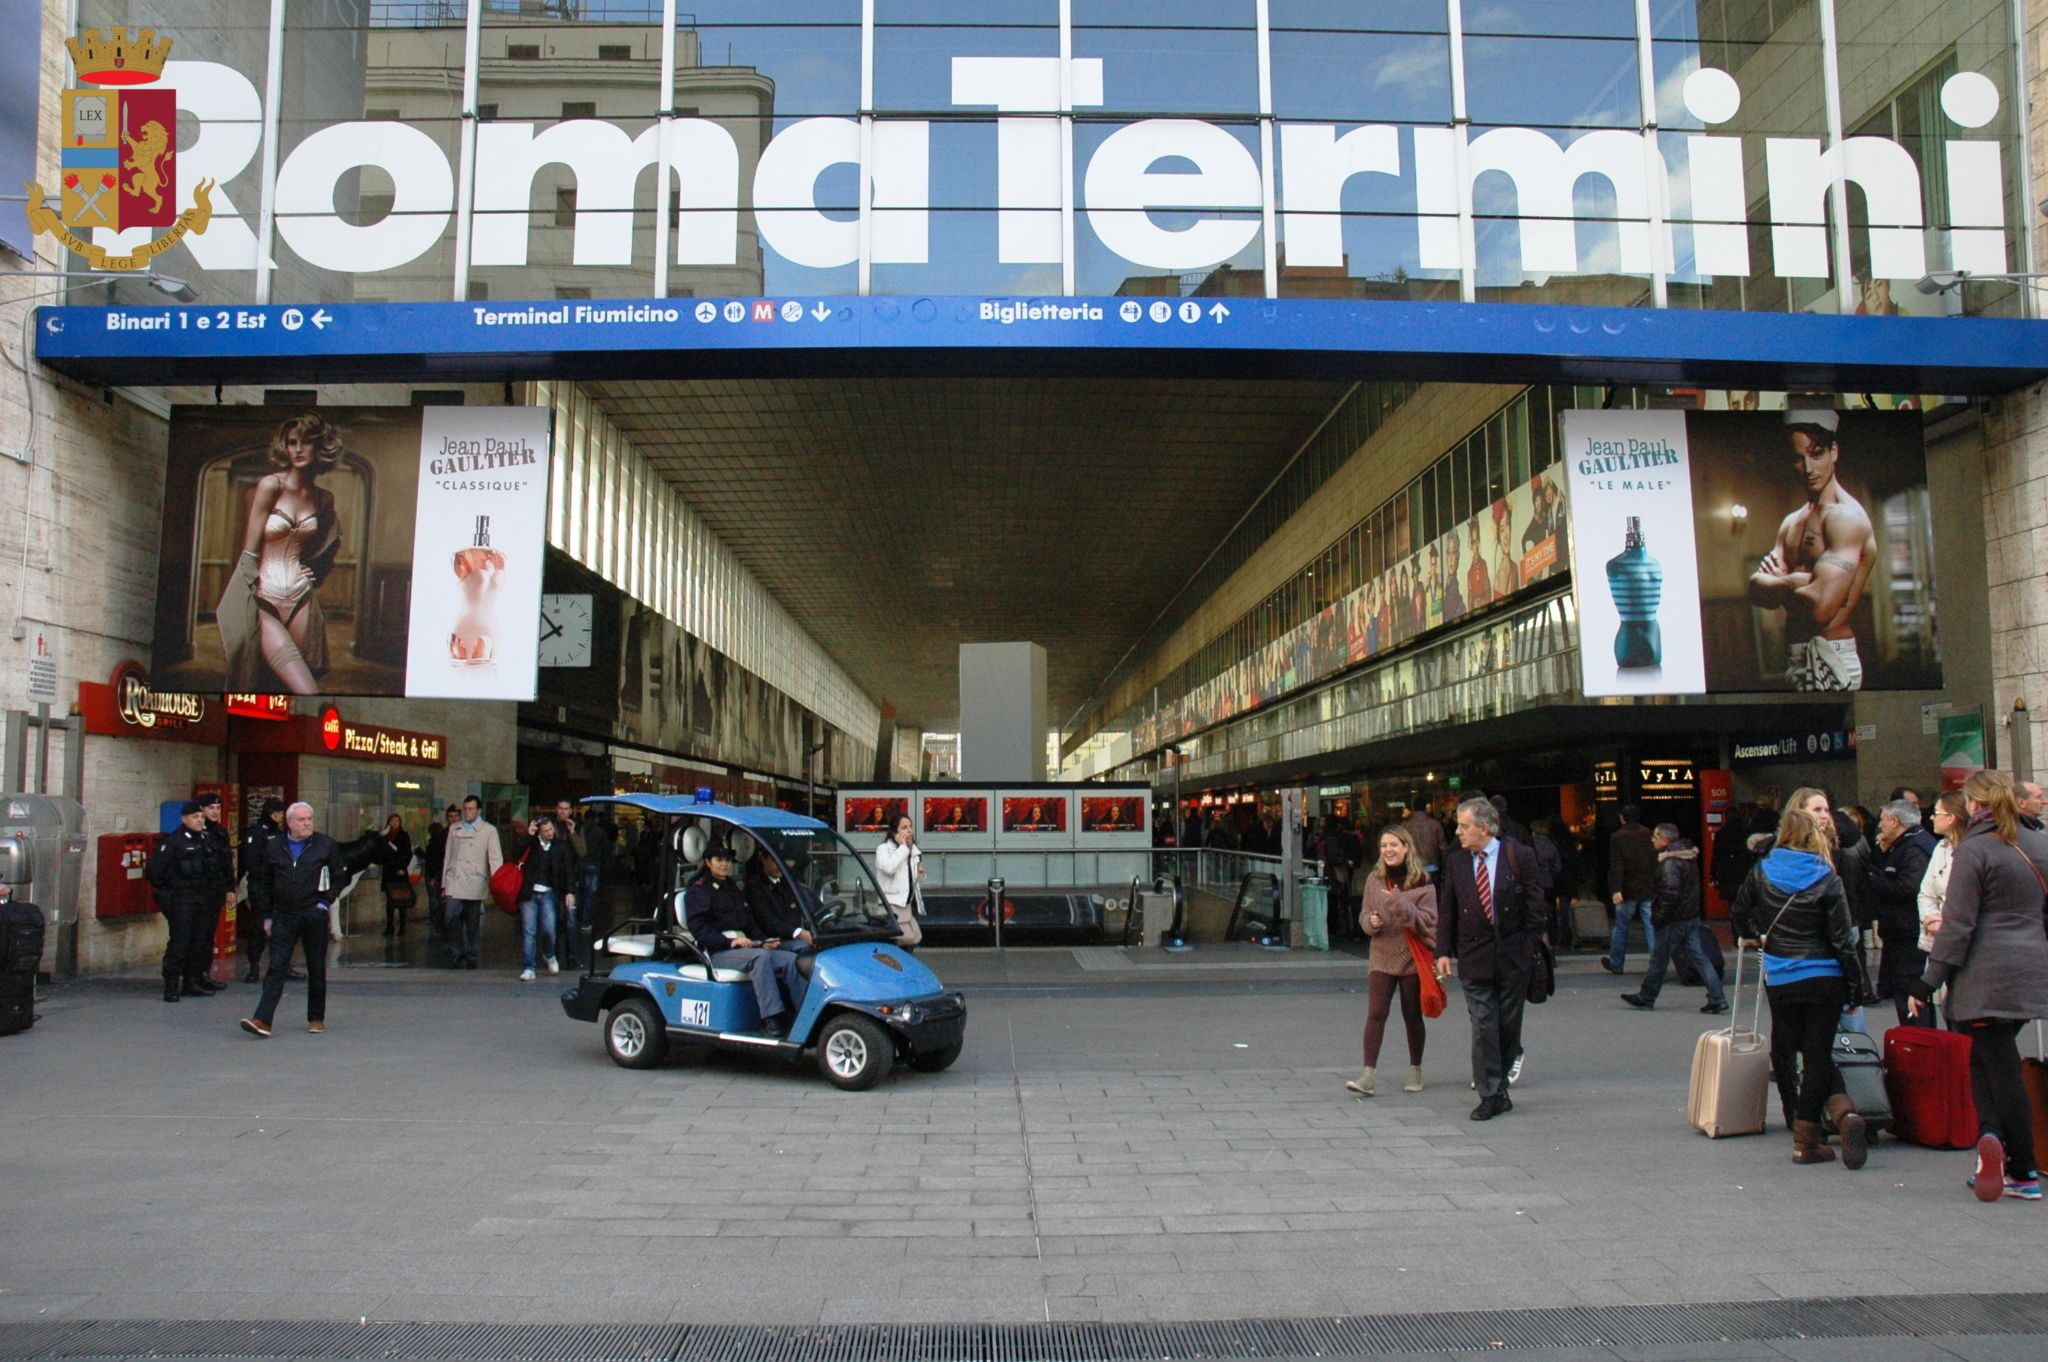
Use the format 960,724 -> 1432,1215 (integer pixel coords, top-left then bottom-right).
1746,408 -> 1877,691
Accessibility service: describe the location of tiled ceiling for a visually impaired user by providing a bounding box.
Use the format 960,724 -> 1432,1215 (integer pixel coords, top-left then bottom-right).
586,376 -> 1353,730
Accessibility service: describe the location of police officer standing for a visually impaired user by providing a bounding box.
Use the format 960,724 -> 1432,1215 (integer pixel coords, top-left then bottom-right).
239,798 -> 286,983
147,802 -> 225,1002
194,792 -> 237,988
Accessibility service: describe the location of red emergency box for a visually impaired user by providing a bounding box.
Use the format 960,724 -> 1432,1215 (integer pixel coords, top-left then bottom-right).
96,833 -> 160,919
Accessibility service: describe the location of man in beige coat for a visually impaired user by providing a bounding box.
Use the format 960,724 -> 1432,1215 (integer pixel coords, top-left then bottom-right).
440,795 -> 502,969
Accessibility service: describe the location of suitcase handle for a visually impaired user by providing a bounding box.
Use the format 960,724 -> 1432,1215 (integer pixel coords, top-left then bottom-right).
1725,939 -> 1766,1047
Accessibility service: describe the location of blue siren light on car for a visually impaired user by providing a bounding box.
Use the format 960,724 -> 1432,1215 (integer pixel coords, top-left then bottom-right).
694,787 -> 713,804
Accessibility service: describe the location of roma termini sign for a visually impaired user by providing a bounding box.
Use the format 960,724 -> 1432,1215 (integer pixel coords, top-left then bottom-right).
102,57 -> 2009,285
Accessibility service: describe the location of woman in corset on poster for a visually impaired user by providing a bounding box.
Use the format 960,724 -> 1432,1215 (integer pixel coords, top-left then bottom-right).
218,414 -> 341,695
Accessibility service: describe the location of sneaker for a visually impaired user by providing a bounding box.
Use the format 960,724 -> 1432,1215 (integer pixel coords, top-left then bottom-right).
1507,1053 -> 1524,1086
1403,1065 -> 1424,1093
544,956 -> 560,975
307,1021 -> 325,1035
238,1018 -> 272,1038
1344,1067 -> 1376,1097
1975,1133 -> 2006,1202
2004,1177 -> 2043,1201
519,968 -> 536,982
1620,993 -> 1652,1010
1701,1000 -> 1731,1014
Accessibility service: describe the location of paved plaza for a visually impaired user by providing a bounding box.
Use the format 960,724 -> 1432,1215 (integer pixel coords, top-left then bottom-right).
3,946 -> 2047,1355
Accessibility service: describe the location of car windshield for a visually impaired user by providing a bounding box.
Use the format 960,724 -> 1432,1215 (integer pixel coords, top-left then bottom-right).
752,825 -> 896,935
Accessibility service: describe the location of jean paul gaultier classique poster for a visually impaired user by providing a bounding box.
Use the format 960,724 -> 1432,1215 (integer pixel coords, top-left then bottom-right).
1559,410 -> 1707,698
403,407 -> 554,701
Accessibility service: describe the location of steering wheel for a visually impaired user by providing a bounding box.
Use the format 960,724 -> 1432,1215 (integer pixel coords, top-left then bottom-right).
813,879 -> 851,928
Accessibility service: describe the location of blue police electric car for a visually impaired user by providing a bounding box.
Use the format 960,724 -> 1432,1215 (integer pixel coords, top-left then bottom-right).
558,793 -> 966,1090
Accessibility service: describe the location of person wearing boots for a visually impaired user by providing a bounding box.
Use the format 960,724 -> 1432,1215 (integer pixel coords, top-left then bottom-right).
238,798 -> 286,983
147,801 -> 224,1002
1732,806 -> 1866,1169
1348,825 -> 1436,1098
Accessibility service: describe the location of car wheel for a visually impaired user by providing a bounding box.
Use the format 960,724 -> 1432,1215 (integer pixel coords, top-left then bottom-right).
605,995 -> 667,1070
907,1042 -> 961,1073
817,1013 -> 894,1090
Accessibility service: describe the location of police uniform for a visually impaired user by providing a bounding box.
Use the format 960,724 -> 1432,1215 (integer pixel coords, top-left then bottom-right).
239,801 -> 285,981
684,855 -> 807,1034
146,807 -> 224,1002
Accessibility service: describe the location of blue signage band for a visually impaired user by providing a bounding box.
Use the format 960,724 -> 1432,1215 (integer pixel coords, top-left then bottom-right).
34,295 -> 2048,394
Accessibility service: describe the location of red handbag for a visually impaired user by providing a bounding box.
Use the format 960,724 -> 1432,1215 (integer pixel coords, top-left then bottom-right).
1404,928 -> 1447,1018
489,849 -> 528,917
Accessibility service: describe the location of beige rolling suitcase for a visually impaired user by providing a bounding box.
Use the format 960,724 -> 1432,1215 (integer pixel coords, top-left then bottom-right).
1687,942 -> 1771,1138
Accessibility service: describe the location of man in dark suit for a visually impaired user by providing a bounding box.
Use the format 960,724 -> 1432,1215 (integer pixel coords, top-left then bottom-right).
1436,796 -> 1548,1120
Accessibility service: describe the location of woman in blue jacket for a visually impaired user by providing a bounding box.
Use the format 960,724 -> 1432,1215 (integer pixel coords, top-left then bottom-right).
1732,807 -> 1862,1168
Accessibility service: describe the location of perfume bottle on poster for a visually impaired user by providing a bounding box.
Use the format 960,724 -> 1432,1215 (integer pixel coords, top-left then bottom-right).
450,514 -> 505,667
1606,515 -> 1663,670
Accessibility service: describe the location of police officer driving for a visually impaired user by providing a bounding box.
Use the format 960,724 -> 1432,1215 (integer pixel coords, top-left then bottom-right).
684,841 -> 808,1037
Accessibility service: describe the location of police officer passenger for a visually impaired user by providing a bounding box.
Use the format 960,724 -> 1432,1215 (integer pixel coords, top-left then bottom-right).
239,798 -> 286,982
685,842 -> 807,1037
147,801 -> 226,1002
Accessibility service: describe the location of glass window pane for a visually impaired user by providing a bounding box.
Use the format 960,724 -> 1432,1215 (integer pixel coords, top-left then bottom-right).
1074,2 -> 1260,115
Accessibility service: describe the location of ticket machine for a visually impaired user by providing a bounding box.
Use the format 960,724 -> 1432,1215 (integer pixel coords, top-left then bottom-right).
0,794 -> 87,976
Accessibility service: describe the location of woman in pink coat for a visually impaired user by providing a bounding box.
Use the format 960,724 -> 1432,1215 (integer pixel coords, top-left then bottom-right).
1348,825 -> 1439,1096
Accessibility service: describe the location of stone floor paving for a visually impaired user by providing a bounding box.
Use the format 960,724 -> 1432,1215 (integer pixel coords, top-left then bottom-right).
2,947 -> 2046,1331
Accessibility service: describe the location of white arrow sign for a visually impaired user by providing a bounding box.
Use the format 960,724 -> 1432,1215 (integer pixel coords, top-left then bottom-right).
311,309 -> 333,330
811,302 -> 831,321
1208,302 -> 1230,322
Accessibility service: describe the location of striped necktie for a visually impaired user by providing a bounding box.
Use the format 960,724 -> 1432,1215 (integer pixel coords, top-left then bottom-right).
1477,853 -> 1494,925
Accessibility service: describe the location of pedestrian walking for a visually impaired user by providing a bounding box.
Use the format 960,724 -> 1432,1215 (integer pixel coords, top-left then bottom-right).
1731,807 -> 1865,1168
1605,805 -> 1658,974
1622,824 -> 1728,1013
874,813 -> 925,949
582,811 -> 615,941
237,798 -> 285,983
147,801 -> 229,1002
514,813 -> 576,981
422,805 -> 454,941
379,814 -> 414,938
440,795 -> 503,970
1906,771 -> 2048,1201
1347,825 -> 1437,1097
1400,802 -> 1445,876
240,802 -> 345,1038
1436,797 -> 1546,1120
552,798 -> 589,967
1869,799 -> 1936,1026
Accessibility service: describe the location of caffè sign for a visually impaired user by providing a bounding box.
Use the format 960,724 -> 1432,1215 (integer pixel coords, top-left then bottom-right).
113,662 -> 204,730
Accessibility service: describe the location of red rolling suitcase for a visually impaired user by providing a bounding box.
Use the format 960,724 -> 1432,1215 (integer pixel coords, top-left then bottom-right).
1884,1026 -> 1977,1149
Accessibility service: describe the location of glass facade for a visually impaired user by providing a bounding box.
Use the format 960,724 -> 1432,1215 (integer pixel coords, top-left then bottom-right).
59,0 -> 2027,314
1065,382 -> 1630,777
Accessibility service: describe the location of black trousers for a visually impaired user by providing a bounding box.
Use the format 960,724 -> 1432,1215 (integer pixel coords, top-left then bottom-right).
159,902 -> 201,984
1966,1018 -> 2039,1179
178,896 -> 220,985
253,908 -> 329,1025
1463,971 -> 1526,1100
240,902 -> 268,970
1767,976 -> 1848,1123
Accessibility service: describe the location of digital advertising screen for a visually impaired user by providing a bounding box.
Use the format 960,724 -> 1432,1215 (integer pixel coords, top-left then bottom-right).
923,796 -> 987,833
845,797 -> 909,835
1079,796 -> 1144,832
1001,797 -> 1067,833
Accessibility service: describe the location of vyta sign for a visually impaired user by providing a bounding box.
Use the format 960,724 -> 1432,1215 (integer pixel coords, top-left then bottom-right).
107,56 -> 2009,282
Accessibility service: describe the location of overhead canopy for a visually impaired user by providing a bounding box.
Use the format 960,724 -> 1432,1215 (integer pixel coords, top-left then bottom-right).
34,296 -> 2048,393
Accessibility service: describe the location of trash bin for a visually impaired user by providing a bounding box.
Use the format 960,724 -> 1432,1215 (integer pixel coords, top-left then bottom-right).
1300,879 -> 1330,952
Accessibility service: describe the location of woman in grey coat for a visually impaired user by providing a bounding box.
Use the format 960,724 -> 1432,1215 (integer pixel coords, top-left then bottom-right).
1909,770 -> 2048,1202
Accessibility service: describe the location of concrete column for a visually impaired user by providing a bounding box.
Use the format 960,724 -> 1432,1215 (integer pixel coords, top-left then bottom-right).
1981,382 -> 2048,774
959,643 -> 1047,783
